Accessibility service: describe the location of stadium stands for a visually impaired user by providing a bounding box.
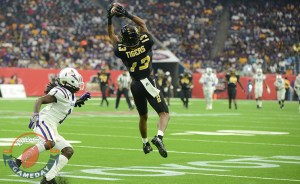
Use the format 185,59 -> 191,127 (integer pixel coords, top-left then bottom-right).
0,0 -> 299,75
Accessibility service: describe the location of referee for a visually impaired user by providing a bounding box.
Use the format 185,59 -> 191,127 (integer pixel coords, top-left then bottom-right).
115,69 -> 134,110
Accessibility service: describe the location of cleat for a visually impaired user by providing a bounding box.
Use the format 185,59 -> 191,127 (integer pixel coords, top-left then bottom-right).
10,157 -> 22,170
151,136 -> 167,158
40,177 -> 57,184
143,143 -> 153,154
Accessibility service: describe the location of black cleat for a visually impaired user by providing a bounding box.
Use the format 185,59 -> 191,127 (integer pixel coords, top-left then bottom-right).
151,136 -> 168,158
10,157 -> 22,170
40,177 -> 57,184
143,142 -> 153,154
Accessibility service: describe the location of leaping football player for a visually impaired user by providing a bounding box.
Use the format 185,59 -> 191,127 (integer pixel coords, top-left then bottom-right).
107,3 -> 169,158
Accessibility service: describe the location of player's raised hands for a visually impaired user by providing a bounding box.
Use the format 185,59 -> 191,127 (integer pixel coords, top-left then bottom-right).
75,92 -> 91,108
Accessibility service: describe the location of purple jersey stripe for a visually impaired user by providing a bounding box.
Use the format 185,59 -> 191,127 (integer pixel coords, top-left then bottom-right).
37,123 -> 48,140
56,87 -> 67,98
61,87 -> 70,99
41,121 -> 54,141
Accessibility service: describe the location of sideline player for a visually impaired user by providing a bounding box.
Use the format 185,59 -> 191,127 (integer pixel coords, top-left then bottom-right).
178,70 -> 193,109
97,67 -> 111,107
294,74 -> 300,112
199,68 -> 218,110
225,69 -> 245,109
274,74 -> 286,109
253,68 -> 270,109
107,4 -> 169,158
13,68 -> 90,184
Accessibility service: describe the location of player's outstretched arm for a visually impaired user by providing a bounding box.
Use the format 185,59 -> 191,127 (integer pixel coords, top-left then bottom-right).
107,4 -> 119,45
114,5 -> 148,33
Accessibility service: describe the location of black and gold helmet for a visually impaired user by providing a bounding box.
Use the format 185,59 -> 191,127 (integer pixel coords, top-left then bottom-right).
120,24 -> 139,46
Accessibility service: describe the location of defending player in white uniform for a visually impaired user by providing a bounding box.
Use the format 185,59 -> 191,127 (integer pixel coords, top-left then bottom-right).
294,74 -> 300,112
253,68 -> 270,108
13,68 -> 90,184
199,68 -> 218,110
274,74 -> 286,109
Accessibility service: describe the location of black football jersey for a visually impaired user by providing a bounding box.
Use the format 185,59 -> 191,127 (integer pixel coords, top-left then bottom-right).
98,72 -> 110,86
114,32 -> 154,80
226,74 -> 239,89
179,73 -> 193,89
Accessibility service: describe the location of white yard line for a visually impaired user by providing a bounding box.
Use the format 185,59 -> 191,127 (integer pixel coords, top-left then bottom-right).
1,129 -> 299,147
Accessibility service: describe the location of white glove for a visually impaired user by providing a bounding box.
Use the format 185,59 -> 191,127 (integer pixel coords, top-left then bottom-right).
29,113 -> 39,129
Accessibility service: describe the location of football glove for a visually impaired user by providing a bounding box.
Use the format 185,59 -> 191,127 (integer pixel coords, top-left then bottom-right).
107,4 -> 114,19
75,92 -> 91,108
114,5 -> 133,19
29,113 -> 39,129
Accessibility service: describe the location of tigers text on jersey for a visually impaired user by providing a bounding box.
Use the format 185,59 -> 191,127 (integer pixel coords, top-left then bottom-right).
114,32 -> 154,81
39,86 -> 76,127
253,74 -> 266,88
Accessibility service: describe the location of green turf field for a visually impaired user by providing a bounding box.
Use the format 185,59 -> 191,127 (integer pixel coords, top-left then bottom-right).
0,98 -> 299,184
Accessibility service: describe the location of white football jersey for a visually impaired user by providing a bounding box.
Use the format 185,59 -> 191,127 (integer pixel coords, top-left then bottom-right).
253,74 -> 266,88
295,75 -> 300,88
199,73 -> 218,89
39,86 -> 76,127
274,78 -> 285,90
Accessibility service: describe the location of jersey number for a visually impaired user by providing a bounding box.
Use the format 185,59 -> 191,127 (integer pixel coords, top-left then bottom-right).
130,56 -> 150,72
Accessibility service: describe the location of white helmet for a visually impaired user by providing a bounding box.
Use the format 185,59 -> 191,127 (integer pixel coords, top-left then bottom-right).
58,68 -> 84,93
256,68 -> 262,75
206,68 -> 212,75
165,71 -> 170,76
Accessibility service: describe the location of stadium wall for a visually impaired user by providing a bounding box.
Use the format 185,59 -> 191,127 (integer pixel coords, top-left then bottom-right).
0,68 -> 296,100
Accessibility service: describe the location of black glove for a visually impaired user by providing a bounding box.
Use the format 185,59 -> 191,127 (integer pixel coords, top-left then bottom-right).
107,4 -> 114,18
114,5 -> 134,19
75,92 -> 91,108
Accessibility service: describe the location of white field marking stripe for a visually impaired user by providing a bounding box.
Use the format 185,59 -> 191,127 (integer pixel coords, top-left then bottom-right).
64,133 -> 300,147
9,174 -> 120,181
76,145 -> 259,158
1,129 -> 299,147
0,160 -> 300,183
59,174 -> 120,181
0,179 -> 38,184
187,172 -> 300,182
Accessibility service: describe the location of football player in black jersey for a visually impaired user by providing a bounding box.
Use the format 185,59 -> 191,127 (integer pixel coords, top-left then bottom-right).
178,70 -> 193,108
225,69 -> 245,109
97,68 -> 111,107
107,4 -> 169,158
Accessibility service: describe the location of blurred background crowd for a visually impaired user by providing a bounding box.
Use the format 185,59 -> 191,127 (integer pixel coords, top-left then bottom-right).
0,0 -> 299,75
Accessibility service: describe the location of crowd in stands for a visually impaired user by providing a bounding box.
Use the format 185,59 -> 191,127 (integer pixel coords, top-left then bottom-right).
0,0 -> 122,70
223,0 -> 300,75
0,0 -> 299,75
109,0 -> 223,73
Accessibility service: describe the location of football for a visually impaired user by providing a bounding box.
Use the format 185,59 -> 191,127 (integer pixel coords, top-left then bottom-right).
111,3 -> 123,15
